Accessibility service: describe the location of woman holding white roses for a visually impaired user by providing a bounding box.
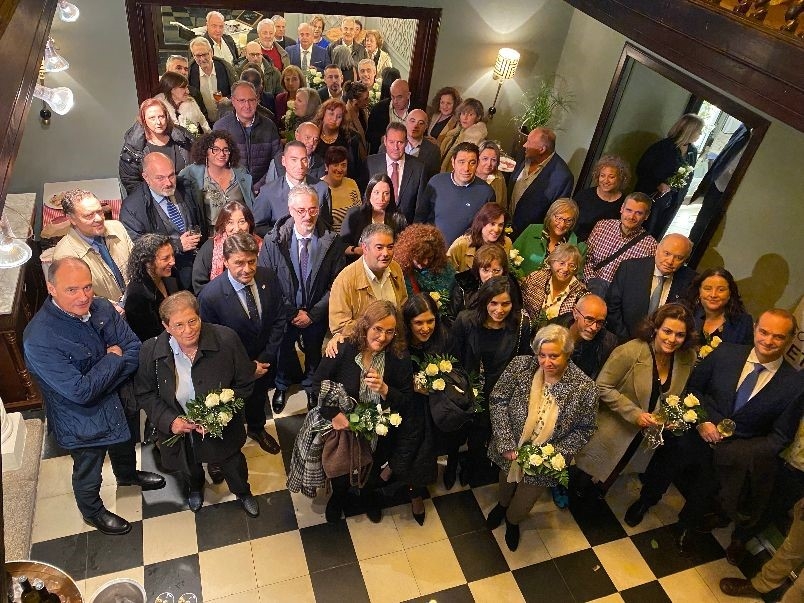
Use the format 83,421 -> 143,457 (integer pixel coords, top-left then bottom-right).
135,291 -> 260,517
574,303 -> 697,507
684,267 -> 753,350
274,65 -> 304,130
487,324 -> 598,551
312,300 -> 412,524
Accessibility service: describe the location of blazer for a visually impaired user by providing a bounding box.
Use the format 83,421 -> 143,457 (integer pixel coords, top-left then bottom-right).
252,176 -> 332,236
509,154 -> 574,239
575,339 -> 696,483
365,98 -> 425,155
365,153 -> 428,224
606,256 -> 697,342
197,266 -> 288,365
188,57 -> 237,100
285,43 -> 328,72
692,305 -> 754,346
687,343 -> 804,455
124,276 -> 178,342
520,269 -> 588,325
204,33 -> 239,64
266,151 -> 326,183
413,138 -> 441,180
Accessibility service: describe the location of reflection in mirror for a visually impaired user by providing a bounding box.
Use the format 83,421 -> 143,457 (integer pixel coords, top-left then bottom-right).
576,44 -> 769,264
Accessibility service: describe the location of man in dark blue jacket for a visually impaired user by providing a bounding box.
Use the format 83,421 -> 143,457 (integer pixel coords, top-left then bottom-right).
198,233 -> 286,453
23,257 -> 165,535
258,184 -> 347,411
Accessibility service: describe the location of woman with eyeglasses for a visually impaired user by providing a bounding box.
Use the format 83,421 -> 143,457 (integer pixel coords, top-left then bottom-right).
179,130 -> 254,236
573,303 -> 696,501
512,198 -> 586,276
311,300 -> 412,523
521,244 -> 588,331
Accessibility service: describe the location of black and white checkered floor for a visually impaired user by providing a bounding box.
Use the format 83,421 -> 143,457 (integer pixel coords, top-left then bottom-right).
29,390 -> 768,602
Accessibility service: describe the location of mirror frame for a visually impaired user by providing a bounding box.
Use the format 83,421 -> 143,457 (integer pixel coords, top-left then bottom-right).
124,0 -> 441,109
576,43 -> 770,266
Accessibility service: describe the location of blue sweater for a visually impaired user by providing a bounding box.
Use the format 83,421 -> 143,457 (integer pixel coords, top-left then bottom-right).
415,174 -> 495,246
23,297 -> 140,449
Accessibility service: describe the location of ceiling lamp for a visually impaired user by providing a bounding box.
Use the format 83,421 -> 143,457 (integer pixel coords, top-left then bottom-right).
43,38 -> 69,72
33,84 -> 74,115
57,0 -> 80,23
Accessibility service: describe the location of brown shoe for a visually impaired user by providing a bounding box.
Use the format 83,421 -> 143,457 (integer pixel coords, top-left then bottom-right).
719,577 -> 763,598
726,539 -> 747,566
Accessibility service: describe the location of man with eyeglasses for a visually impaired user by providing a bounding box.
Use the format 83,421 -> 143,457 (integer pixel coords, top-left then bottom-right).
120,152 -> 205,291
236,41 -> 282,97
252,140 -> 331,236
215,81 -> 281,195
549,294 -> 617,380
258,185 -> 347,411
187,36 -> 236,123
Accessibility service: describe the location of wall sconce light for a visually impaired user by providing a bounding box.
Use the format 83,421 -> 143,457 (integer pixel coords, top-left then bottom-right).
34,84 -> 74,115
0,215 -> 32,269
43,38 -> 70,72
488,47 -> 520,120
57,0 -> 80,23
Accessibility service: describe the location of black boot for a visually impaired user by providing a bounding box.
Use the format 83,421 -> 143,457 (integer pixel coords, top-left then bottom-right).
504,519 -> 520,551
486,504 -> 507,530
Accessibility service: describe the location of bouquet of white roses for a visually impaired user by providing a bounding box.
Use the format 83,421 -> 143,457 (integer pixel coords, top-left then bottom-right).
515,442 -> 569,487
306,67 -> 324,89
667,164 -> 694,189
698,334 -> 722,360
346,402 -> 402,439
163,388 -> 244,446
428,290 -> 452,320
178,116 -> 200,138
508,248 -> 525,281
644,393 -> 707,448
367,79 -> 382,109
413,353 -> 483,412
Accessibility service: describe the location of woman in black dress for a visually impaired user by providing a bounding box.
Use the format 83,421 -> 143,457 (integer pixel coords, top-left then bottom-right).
573,154 -> 630,241
124,234 -> 178,341
340,174 -> 407,258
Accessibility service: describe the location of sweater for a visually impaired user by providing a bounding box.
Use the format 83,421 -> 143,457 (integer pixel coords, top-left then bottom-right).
414,174 -> 495,246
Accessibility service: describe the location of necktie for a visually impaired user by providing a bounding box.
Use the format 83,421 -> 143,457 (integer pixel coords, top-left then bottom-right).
733,362 -> 765,412
243,283 -> 260,323
94,237 -> 126,291
648,275 -> 666,314
164,196 -> 186,234
301,50 -> 309,72
391,161 -> 400,201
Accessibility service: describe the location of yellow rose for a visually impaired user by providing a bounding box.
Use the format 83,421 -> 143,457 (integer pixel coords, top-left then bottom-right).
432,378 -> 446,391
219,388 -> 235,403
438,359 -> 453,373
665,395 -> 680,407
711,336 -> 722,347
205,393 -> 220,408
504,226 -> 513,234
429,291 -> 441,302
218,411 -> 232,425
388,413 -> 402,427
699,345 -> 712,358
550,454 -> 567,470
540,443 -> 554,456
375,423 -> 389,436
528,454 -> 543,467
683,394 -> 700,408
682,410 -> 698,423
425,363 -> 439,377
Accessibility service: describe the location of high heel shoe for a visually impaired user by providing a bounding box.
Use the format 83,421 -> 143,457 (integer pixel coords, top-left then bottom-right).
410,492 -> 425,526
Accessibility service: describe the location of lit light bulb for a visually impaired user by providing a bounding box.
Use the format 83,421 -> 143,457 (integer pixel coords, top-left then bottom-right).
0,215 -> 32,268
43,38 -> 69,72
33,84 -> 74,115
57,0 -> 80,22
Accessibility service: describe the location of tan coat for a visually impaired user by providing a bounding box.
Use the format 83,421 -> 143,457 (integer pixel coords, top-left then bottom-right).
446,234 -> 512,272
53,220 -> 133,302
328,258 -> 408,335
439,121 -> 488,172
575,339 -> 696,483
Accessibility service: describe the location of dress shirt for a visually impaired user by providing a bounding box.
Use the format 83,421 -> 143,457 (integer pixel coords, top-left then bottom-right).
198,65 -> 219,120
510,152 -> 554,211
151,191 -> 185,232
227,271 -> 262,317
582,220 -> 657,283
388,103 -> 408,125
405,140 -> 422,157
736,349 -> 783,401
168,335 -> 196,411
386,155 -> 405,186
210,38 -> 234,64
362,258 -> 396,304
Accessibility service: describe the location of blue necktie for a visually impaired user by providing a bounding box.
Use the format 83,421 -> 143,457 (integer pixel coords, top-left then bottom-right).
243,283 -> 260,324
164,196 -> 186,233
733,362 -> 765,412
94,236 -> 126,291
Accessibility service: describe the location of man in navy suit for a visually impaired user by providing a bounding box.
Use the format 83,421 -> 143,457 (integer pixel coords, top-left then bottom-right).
286,23 -> 328,73
367,122 -> 428,224
252,141 -> 332,236
198,233 -> 287,455
606,233 -> 697,342
625,310 -> 803,560
509,128 -> 574,239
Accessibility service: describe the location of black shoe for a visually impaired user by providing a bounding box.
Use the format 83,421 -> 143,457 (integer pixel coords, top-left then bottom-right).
695,511 -> 731,533
84,509 -> 131,535
117,470 -> 166,491
624,500 -> 651,527
248,429 -> 281,454
306,390 -> 315,411
207,463 -> 225,484
676,527 -> 692,556
719,578 -> 764,597
366,505 -> 383,523
504,519 -> 520,551
188,490 -> 204,512
272,389 -> 287,414
459,463 -> 470,487
326,496 -> 343,523
486,504 -> 507,530
239,494 -> 260,518
443,455 -> 458,490
726,539 -> 746,566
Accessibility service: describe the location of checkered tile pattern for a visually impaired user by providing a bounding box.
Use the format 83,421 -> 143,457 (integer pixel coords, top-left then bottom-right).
29,390 -> 768,602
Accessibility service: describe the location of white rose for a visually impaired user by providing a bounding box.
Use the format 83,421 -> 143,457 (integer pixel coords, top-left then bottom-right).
528,454 -> 543,467
375,423 -> 389,436
432,378 -> 446,391
472,388 -> 480,398
665,395 -> 680,407
388,413 -> 402,427
682,410 -> 698,423
683,394 -> 700,408
205,393 -> 220,408
219,389 -> 235,403
550,454 -> 566,471
218,411 -> 232,425
509,249 -> 519,260
540,443 -> 554,455
425,363 -> 439,377
438,359 -> 453,373
287,100 -> 295,110
513,256 -> 523,267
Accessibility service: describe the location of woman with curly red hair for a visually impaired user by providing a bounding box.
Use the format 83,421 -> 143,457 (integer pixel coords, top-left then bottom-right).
393,224 -> 456,302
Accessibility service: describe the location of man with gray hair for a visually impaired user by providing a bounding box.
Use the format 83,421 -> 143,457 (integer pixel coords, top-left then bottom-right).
271,14 -> 296,48
327,16 -> 367,82
188,36 -> 236,122
255,18 -> 289,72
204,10 -> 238,64
329,222 -> 407,336
258,184 -> 347,411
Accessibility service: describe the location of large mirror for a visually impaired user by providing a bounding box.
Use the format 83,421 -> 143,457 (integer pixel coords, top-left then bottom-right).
125,0 -> 441,108
576,44 -> 770,265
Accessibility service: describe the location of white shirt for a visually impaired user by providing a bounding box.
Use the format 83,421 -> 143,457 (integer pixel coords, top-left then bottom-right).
198,64 -> 219,120
510,153 -> 554,210
362,258 -> 395,304
386,155 -> 405,190
210,38 -> 234,65
736,349 -> 783,401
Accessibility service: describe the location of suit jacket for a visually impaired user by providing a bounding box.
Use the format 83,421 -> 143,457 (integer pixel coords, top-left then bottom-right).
198,267 -> 287,365
365,99 -> 425,155
266,150 -> 326,182
414,138 -> 442,180
365,153 -> 427,224
509,154 -> 574,239
188,58 -> 236,99
277,35 -> 296,49
318,87 -> 342,103
285,43 -> 328,72
606,256 -> 697,341
204,33 -> 239,64
252,176 -> 332,236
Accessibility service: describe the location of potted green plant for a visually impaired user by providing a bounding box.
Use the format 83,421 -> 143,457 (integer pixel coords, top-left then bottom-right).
514,76 -> 573,136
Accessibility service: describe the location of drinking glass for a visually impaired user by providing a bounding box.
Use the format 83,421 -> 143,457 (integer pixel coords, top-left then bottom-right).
717,418 -> 736,437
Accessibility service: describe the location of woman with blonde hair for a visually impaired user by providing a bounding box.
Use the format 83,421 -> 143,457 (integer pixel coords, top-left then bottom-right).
521,244 -> 587,330
439,98 -> 487,171
574,154 -> 630,240
275,65 -> 304,128
513,198 -> 586,276
476,140 -> 508,210
363,29 -> 392,75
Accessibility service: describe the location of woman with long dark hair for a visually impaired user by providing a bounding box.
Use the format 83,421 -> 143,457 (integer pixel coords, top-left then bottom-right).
340,174 -> 407,257
124,234 -> 178,341
154,71 -> 210,135
684,267 -> 753,346
447,202 -> 511,272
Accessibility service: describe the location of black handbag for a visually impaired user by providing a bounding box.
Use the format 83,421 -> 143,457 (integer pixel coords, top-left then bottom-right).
428,367 -> 477,432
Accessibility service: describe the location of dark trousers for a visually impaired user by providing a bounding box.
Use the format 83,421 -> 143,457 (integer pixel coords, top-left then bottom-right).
173,252 -> 195,292
245,372 -> 271,432
688,187 -> 723,247
275,320 -> 327,392
186,448 -> 250,497
70,415 -> 138,518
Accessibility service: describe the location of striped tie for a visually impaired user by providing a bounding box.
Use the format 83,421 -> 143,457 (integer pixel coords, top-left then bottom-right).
164,195 -> 186,233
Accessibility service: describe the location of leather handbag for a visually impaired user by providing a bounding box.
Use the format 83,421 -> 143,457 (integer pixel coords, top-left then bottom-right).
321,429 -> 373,487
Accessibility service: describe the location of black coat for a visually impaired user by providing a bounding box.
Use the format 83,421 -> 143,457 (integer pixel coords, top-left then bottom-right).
509,153 -> 574,239
124,276 -> 178,341
365,153 -> 428,224
339,206 -> 407,249
257,215 -> 347,325
119,122 -> 194,196
197,266 -> 287,365
135,323 -> 255,470
365,99 -> 425,155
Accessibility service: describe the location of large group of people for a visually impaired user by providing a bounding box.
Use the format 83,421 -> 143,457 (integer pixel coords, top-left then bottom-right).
23,10 -> 802,597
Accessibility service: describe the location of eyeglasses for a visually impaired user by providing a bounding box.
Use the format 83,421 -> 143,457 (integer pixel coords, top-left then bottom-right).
370,325 -> 396,337
574,310 -> 606,328
170,317 -> 200,332
292,207 -> 319,217
209,147 -> 231,155
552,216 -> 575,225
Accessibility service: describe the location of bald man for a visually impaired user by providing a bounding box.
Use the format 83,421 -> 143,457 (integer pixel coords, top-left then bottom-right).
549,294 -> 618,380
367,79 -> 423,154
606,233 -> 697,341
286,22 -> 327,72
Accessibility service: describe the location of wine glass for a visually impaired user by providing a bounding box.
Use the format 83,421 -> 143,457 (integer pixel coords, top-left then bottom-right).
155,593 -> 175,603
717,418 -> 736,438
213,90 -> 223,102
178,594 -> 198,603
651,406 -> 667,425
